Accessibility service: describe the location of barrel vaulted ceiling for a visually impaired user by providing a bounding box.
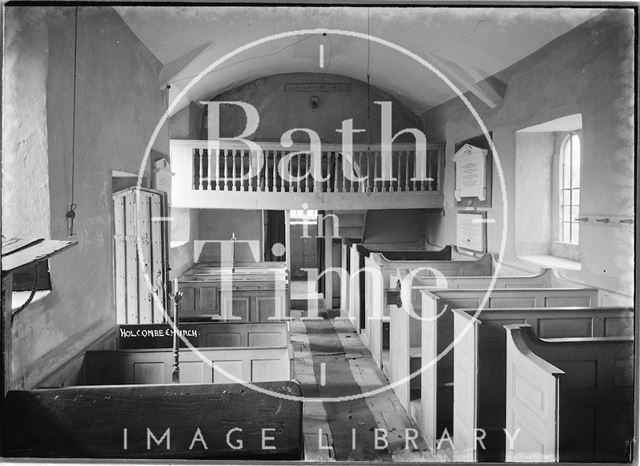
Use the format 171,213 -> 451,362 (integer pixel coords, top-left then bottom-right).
115,6 -> 603,116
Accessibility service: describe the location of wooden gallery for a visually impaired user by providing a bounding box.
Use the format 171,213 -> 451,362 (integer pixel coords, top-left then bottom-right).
1,4 -> 636,463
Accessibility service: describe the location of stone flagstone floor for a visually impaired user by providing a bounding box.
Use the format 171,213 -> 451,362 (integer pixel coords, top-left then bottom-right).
290,311 -> 445,462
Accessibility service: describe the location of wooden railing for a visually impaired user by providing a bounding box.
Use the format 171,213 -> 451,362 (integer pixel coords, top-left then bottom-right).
174,140 -> 443,194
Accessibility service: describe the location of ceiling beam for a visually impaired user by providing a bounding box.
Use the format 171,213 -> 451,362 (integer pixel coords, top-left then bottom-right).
426,52 -> 503,109
159,42 -> 212,90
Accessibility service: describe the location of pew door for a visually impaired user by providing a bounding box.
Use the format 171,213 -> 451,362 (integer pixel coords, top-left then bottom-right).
505,328 -> 561,462
348,246 -> 360,328
452,311 -> 479,461
113,187 -> 169,325
421,294 -> 439,450
389,299 -> 410,410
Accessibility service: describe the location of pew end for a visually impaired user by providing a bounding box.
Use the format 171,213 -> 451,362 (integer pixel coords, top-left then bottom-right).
504,324 -> 634,462
452,306 -> 633,461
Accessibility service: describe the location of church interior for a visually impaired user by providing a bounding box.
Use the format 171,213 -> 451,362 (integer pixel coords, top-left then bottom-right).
1,4 -> 636,463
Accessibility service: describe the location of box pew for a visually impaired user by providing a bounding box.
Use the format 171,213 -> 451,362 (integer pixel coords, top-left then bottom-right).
362,250 -> 490,369
418,286 -> 598,451
178,263 -> 289,321
86,321 -> 292,386
348,245 -> 453,331
84,345 -> 291,386
392,265 -> 576,290
388,268 -> 576,413
117,321 -> 289,349
363,252 -> 494,376
504,324 -> 634,462
452,307 -> 633,461
2,381 -> 303,459
344,244 -> 451,363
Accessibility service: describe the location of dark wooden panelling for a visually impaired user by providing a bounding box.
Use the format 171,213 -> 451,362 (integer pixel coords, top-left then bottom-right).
2,382 -> 303,459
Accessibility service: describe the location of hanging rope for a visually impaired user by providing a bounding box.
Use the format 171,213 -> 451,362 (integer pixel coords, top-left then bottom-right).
366,8 -> 371,153
66,6 -> 79,237
11,263 -> 40,320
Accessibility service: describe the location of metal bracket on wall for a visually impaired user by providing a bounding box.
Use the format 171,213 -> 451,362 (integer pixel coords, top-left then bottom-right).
574,215 -> 634,227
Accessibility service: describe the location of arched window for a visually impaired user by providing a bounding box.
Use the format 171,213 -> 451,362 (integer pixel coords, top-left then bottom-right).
558,133 -> 581,244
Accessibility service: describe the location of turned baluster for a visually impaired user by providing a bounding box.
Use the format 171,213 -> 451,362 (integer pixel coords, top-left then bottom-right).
404,150 -> 409,192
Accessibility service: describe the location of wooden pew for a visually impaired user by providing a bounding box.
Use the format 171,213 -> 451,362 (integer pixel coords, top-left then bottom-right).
361,249 -> 490,369
117,321 -> 289,349
2,381 -> 303,459
379,252 -> 492,278
504,324 -> 633,462
376,246 -> 452,261
84,346 -> 291,385
418,286 -> 598,451
344,244 -> 451,327
388,268 -> 575,414
452,306 -> 633,461
178,262 -> 289,321
347,244 -> 453,327
392,265 -> 575,290
86,322 -> 292,386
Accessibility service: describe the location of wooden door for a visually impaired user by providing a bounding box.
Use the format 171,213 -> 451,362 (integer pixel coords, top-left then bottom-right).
113,187 -> 168,324
289,224 -> 317,279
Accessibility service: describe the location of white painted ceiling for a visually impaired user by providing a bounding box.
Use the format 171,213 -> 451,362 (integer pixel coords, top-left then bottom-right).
116,6 -> 603,115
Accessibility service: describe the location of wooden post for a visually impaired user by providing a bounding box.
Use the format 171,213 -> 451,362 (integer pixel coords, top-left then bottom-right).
170,279 -> 182,384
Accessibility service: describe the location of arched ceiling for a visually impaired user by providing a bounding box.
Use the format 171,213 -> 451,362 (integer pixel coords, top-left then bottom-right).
116,6 -> 603,115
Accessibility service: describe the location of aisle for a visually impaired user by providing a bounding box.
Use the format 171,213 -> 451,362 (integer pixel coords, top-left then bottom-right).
290,313 -> 435,462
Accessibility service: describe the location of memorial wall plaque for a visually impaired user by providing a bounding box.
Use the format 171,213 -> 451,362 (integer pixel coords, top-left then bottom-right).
453,144 -> 488,202
454,133 -> 493,208
456,211 -> 487,254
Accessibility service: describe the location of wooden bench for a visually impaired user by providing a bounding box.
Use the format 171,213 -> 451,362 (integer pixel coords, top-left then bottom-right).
2,381 -> 303,459
418,286 -> 599,450
452,306 -> 633,461
178,263 -> 289,321
504,324 -> 633,462
117,321 -> 289,349
387,268 -> 576,413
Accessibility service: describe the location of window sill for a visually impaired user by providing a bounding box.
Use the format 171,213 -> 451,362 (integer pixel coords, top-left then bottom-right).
170,240 -> 189,248
519,254 -> 581,271
553,241 -> 578,247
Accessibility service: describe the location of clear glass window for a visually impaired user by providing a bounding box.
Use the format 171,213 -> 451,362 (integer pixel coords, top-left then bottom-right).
558,133 -> 581,244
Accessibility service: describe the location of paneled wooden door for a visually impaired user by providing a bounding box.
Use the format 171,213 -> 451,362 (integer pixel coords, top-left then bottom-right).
113,187 -> 169,324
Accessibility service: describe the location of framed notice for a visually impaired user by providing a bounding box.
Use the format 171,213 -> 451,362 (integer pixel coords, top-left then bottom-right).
456,211 -> 487,255
454,133 -> 493,208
